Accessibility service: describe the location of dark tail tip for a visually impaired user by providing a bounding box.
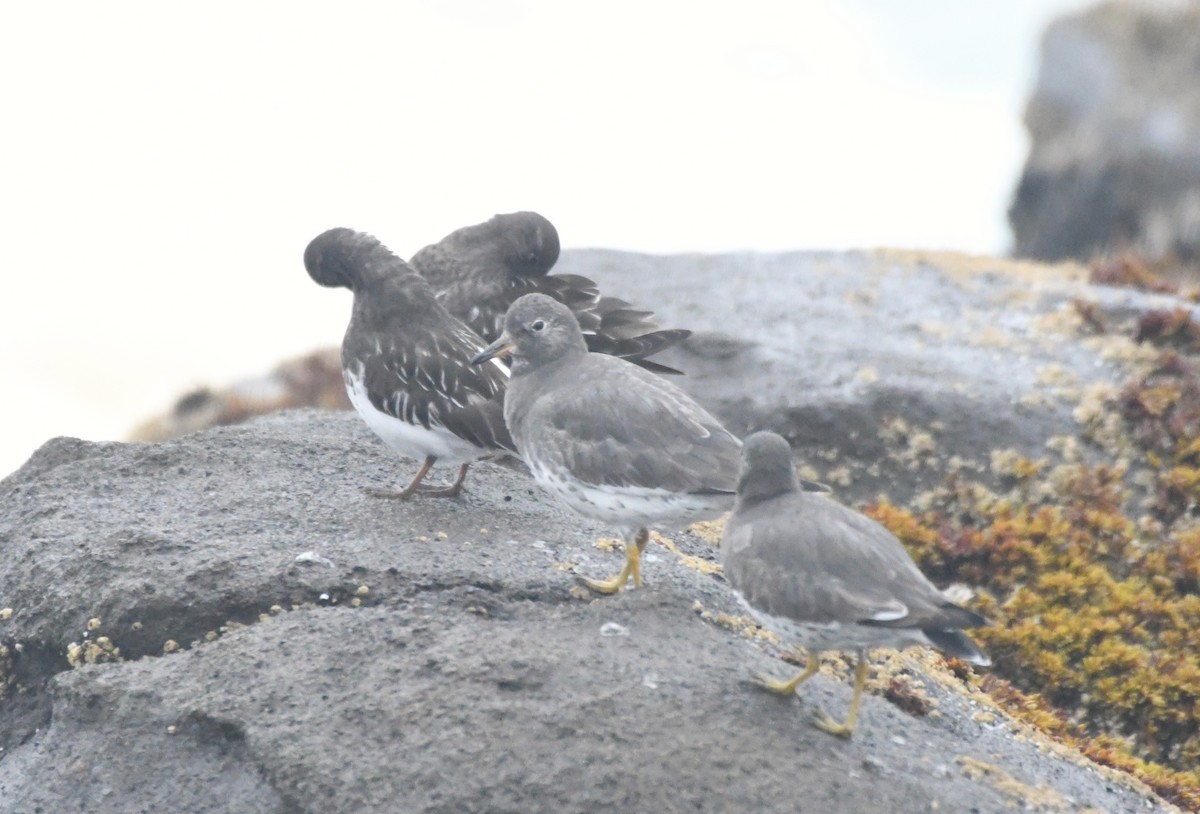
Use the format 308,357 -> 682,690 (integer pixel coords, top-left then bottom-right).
922,628 -> 991,668
586,329 -> 693,373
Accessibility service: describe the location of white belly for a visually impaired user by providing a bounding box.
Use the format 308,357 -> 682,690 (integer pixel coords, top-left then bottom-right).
529,459 -> 732,530
345,370 -> 485,464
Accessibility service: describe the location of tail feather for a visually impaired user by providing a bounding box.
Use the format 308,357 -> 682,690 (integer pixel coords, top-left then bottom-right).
629,358 -> 687,375
585,328 -> 692,374
922,627 -> 991,667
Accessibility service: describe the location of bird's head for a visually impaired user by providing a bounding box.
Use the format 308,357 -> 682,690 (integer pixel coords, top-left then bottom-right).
495,212 -> 560,277
471,293 -> 585,374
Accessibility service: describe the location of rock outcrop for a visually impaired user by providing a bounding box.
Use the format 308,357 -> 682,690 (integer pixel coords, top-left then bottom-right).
1010,1 -> 1200,268
0,410 -> 1169,813
5,248 -> 1192,811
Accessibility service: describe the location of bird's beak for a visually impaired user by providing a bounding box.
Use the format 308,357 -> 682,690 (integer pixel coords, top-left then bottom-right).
471,334 -> 515,366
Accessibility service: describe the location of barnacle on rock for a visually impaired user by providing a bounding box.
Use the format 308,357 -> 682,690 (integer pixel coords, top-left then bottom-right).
0,641 -> 12,701
651,533 -> 722,575
65,636 -> 122,668
692,601 -> 780,645
687,518 -> 726,545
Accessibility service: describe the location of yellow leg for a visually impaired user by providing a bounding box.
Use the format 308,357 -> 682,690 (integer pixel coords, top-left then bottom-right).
813,653 -> 869,738
755,651 -> 819,695
580,529 -> 648,594
630,528 -> 648,588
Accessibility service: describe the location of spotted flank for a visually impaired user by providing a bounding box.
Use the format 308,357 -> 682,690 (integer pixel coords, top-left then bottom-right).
479,293 -> 742,592
529,458 -> 734,530
345,367 -> 486,464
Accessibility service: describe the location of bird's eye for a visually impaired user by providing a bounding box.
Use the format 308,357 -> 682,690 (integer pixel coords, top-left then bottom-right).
527,251 -> 539,263
531,320 -> 546,332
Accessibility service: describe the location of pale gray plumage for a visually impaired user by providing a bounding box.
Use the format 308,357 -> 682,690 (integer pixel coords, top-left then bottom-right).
472,293 -> 741,591
512,356 -> 739,499
722,431 -> 989,660
720,431 -> 988,736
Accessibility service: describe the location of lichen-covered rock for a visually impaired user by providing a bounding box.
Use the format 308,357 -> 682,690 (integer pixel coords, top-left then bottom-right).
1009,1 -> 1200,267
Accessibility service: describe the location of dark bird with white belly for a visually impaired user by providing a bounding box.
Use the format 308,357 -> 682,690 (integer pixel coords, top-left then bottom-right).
305,227 -> 516,499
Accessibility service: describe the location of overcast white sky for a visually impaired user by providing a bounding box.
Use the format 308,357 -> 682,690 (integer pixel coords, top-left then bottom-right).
1,0 -> 1092,477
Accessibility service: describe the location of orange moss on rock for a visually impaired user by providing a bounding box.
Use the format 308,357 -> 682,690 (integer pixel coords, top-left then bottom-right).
863,377 -> 1200,809
1089,254 -> 1190,297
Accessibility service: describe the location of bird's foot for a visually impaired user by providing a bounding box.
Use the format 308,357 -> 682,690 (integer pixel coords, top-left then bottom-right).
577,569 -> 631,595
810,655 -> 865,737
812,709 -> 855,738
753,673 -> 803,696
412,481 -> 465,498
363,481 -> 463,500
753,652 -> 819,696
364,486 -> 417,500
578,537 -> 642,594
363,460 -> 466,500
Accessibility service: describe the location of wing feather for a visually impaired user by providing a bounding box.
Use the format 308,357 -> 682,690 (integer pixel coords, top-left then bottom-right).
517,356 -> 739,492
723,491 -> 979,629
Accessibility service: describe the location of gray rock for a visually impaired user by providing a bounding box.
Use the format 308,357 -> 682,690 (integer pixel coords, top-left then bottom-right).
1010,1 -> 1200,264
0,416 -> 1166,813
557,247 -> 1170,504
1,248 -> 1184,812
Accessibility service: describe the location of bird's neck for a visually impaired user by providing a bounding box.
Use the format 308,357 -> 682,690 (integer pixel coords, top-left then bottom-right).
735,472 -> 798,507
511,345 -> 586,378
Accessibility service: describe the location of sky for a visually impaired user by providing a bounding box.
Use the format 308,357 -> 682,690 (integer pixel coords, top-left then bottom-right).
0,0 -> 1094,477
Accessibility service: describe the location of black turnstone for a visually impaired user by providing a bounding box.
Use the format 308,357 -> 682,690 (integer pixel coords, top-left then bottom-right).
412,211 -> 691,374
471,293 -> 741,592
305,227 -> 516,499
721,431 -> 990,737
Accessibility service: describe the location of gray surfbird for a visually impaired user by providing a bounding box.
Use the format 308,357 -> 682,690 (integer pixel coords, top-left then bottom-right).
412,211 -> 691,374
721,431 -> 990,737
305,227 -> 516,499
471,293 -> 741,592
